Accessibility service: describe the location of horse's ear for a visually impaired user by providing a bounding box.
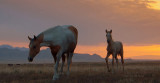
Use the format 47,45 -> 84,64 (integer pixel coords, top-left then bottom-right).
34,35 -> 37,40
110,30 -> 112,33
105,29 -> 108,33
28,36 -> 32,40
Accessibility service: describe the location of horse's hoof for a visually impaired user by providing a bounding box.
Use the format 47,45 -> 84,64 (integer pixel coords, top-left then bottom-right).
52,77 -> 59,80
52,77 -> 58,80
52,75 -> 59,80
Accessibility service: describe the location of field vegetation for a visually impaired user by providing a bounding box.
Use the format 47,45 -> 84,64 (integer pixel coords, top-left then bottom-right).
0,61 -> 160,83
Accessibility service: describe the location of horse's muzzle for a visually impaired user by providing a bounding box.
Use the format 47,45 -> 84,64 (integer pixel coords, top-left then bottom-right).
28,57 -> 33,62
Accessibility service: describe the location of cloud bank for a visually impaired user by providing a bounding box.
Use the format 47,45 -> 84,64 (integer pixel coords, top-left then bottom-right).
0,0 -> 160,45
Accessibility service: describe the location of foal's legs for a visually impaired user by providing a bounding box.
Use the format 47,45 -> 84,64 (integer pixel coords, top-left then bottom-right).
112,53 -> 116,73
105,52 -> 111,72
120,53 -> 124,72
115,55 -> 119,70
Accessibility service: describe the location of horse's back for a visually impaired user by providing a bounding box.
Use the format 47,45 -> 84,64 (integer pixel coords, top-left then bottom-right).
43,25 -> 71,35
42,25 -> 77,46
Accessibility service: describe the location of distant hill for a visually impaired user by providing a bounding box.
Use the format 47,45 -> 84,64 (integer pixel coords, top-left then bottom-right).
1,45 -> 158,64
72,53 -> 104,62
0,45 -> 105,63
0,45 -> 28,51
131,55 -> 160,60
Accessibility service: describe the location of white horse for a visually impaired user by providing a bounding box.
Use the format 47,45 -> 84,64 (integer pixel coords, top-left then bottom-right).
28,25 -> 78,80
105,29 -> 124,73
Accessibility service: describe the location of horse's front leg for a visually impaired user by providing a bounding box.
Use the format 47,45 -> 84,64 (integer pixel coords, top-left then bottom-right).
53,50 -> 63,80
105,52 -> 111,72
112,53 -> 116,73
120,53 -> 124,72
50,49 -> 57,63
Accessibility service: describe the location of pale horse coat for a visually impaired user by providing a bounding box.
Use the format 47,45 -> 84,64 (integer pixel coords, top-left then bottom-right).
28,25 -> 78,80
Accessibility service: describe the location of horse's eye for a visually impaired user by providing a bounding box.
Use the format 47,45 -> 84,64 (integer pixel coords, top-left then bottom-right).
33,46 -> 36,49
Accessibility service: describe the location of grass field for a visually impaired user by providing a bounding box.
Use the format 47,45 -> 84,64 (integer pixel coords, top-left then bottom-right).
0,61 -> 160,83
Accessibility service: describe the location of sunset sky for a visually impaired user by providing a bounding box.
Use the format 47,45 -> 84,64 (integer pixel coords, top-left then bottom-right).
0,0 -> 160,59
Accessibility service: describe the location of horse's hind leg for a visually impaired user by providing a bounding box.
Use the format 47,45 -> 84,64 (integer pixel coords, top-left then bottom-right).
120,53 -> 124,72
60,53 -> 66,74
67,52 -> 73,76
115,55 -> 118,71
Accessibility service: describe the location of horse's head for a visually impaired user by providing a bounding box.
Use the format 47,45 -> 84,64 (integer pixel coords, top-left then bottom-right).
105,29 -> 112,43
28,35 -> 41,62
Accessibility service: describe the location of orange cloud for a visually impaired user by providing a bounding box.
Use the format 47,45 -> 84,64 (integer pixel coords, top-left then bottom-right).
0,41 -> 28,48
75,44 -> 160,60
124,45 -> 160,59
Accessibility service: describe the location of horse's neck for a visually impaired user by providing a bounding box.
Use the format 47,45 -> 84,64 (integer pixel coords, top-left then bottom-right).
108,39 -> 114,47
38,33 -> 52,47
40,37 -> 55,47
40,42 -> 51,47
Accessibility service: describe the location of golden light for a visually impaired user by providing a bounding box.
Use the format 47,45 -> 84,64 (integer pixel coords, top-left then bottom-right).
147,0 -> 160,10
1,41 -> 160,60
75,44 -> 160,60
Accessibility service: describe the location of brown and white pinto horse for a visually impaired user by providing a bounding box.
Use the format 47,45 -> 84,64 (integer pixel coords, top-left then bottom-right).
28,25 -> 78,80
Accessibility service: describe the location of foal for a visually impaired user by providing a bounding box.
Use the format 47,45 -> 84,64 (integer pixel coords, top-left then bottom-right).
105,29 -> 124,73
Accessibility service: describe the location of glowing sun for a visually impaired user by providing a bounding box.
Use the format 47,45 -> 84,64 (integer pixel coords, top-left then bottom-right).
147,0 -> 160,10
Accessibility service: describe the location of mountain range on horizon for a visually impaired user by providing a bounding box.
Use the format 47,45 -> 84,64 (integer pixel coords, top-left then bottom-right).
0,45 -> 105,63
0,45 -> 159,64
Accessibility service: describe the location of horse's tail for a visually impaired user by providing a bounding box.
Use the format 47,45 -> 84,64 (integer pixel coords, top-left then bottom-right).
120,42 -> 123,56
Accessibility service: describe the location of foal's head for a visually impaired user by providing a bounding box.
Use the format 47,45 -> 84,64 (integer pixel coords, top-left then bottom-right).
105,29 -> 112,43
28,35 -> 42,62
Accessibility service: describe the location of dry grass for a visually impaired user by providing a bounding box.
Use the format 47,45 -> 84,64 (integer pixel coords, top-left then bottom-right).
0,61 -> 160,83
